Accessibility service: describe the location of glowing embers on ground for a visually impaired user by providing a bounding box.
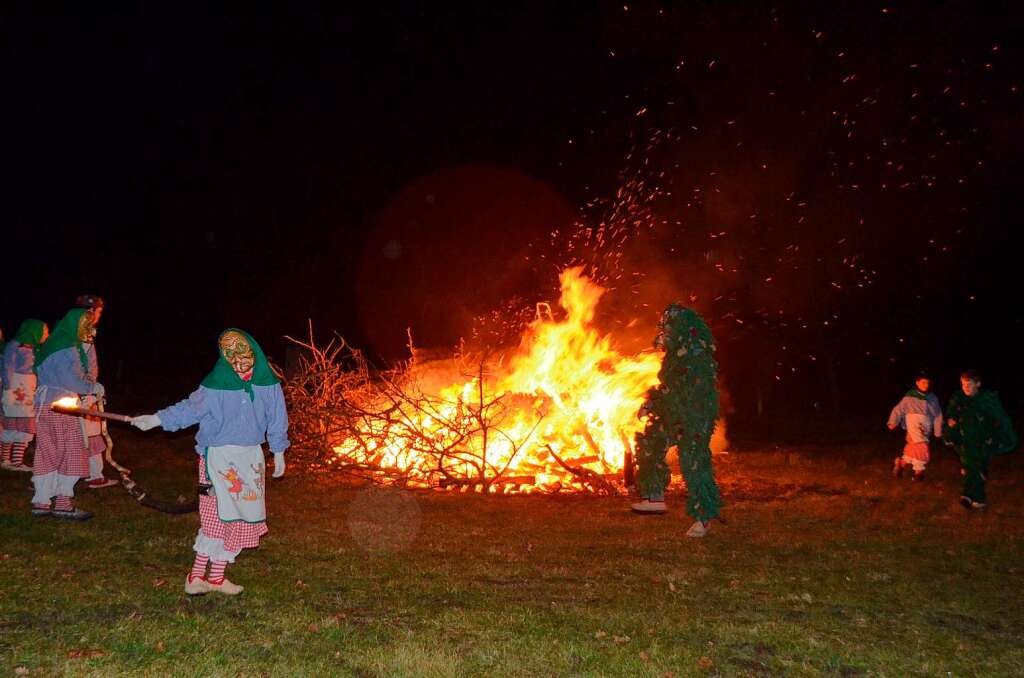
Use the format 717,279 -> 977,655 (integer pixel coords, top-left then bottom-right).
329,267 -> 665,493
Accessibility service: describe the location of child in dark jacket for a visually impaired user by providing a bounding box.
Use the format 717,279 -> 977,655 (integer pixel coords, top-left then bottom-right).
944,370 -> 1017,509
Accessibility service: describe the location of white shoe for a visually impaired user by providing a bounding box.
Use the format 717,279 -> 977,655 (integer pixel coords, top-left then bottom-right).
207,578 -> 244,595
686,520 -> 709,538
184,576 -> 211,596
631,499 -> 668,514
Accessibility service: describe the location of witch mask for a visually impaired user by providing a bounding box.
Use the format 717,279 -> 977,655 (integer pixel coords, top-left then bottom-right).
220,331 -> 255,377
77,313 -> 97,343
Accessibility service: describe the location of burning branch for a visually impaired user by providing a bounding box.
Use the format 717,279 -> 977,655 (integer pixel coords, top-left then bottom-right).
545,445 -> 621,496
284,325 -> 545,491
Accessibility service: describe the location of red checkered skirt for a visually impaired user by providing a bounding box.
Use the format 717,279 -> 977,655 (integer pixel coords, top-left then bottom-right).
87,435 -> 106,456
2,416 -> 37,434
33,409 -> 87,477
198,455 -> 268,551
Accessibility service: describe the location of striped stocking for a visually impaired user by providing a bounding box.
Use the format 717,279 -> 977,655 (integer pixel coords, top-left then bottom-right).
207,560 -> 228,584
11,442 -> 28,466
190,554 -> 210,582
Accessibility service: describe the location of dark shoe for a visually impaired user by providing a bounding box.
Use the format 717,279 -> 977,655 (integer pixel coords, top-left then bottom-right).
52,508 -> 93,522
960,496 -> 973,510
911,471 -> 925,482
31,507 -> 52,518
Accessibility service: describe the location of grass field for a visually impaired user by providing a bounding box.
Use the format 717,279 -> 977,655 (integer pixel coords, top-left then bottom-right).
1,427 -> 1022,676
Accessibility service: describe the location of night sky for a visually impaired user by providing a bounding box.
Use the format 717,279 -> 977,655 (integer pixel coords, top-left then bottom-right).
3,2 -> 1022,423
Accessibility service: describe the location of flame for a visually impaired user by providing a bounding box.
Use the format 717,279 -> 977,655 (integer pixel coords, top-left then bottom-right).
52,396 -> 80,409
332,267 -> 723,492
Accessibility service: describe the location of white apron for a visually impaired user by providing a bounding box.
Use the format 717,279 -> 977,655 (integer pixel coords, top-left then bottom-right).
2,372 -> 37,417
205,445 -> 267,523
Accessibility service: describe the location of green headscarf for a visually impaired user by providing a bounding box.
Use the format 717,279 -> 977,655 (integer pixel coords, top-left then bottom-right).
200,328 -> 279,401
13,319 -> 47,346
12,319 -> 48,366
36,309 -> 89,373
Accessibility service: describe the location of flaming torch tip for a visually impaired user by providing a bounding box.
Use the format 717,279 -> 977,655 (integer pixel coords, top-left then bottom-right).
50,397 -> 133,423
51,396 -> 80,410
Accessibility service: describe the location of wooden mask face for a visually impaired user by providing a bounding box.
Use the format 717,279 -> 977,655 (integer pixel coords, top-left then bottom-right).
219,331 -> 255,377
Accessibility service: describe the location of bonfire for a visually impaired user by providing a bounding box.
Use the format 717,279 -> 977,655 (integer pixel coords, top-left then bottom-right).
286,267 -> 724,494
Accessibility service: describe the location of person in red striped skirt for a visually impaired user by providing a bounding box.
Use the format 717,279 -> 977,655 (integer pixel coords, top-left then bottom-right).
2,320 -> 49,472
74,296 -> 118,489
132,329 -> 289,596
32,309 -> 104,520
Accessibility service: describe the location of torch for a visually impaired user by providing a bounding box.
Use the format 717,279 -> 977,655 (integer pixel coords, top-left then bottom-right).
50,396 -> 133,423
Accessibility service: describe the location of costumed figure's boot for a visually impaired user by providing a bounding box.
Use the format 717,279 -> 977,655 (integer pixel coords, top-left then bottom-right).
52,508 -> 93,521
631,499 -> 668,515
51,495 -> 91,521
184,576 -> 211,596
685,520 -> 709,538
959,496 -> 986,510
207,578 -> 244,595
86,477 -> 119,489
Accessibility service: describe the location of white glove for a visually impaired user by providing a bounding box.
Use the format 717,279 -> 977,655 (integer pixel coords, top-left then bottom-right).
91,382 -> 105,397
132,414 -> 161,431
272,452 -> 286,478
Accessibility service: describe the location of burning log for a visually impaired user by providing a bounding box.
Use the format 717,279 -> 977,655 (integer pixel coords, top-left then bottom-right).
491,475 -> 537,486
578,425 -> 606,467
545,445 -> 620,496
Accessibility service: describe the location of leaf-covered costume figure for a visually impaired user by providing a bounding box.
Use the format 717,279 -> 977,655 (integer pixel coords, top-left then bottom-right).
943,389 -> 1017,504
635,304 -> 722,522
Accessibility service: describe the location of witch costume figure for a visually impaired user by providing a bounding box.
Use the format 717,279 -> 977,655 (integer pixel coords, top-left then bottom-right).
630,304 -> 722,538
32,309 -> 104,520
75,295 -> 118,488
2,319 -> 48,472
132,329 -> 289,596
